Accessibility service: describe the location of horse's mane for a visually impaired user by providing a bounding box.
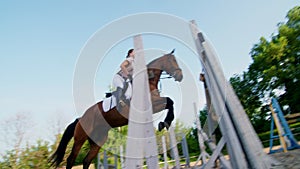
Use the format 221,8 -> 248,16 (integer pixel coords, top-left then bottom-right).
147,54 -> 171,69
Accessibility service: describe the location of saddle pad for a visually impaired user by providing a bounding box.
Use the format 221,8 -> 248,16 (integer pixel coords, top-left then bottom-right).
102,96 -> 116,112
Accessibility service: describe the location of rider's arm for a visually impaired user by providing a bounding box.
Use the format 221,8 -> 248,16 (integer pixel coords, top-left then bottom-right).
120,60 -> 129,78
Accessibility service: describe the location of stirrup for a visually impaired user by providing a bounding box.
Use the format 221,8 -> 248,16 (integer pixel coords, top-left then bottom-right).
119,100 -> 126,107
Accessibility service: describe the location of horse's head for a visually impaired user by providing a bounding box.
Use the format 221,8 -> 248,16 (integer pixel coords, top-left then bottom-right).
162,53 -> 183,82
147,51 -> 183,82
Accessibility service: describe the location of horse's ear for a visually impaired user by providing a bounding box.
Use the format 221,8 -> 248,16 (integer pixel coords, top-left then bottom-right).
169,49 -> 175,54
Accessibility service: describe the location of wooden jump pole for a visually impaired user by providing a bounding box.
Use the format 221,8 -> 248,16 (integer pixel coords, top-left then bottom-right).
169,126 -> 180,169
189,20 -> 272,169
190,21 -> 247,168
125,35 -> 159,169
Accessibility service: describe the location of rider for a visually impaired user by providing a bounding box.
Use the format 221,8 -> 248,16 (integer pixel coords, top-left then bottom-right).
112,49 -> 135,110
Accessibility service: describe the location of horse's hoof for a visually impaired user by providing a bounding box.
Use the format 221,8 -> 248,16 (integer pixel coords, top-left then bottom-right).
165,122 -> 170,130
158,122 -> 165,131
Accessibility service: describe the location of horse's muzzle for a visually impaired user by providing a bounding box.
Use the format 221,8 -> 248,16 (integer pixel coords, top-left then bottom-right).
174,70 -> 183,82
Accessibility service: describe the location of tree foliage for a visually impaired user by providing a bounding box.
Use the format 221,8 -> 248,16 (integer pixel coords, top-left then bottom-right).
230,6 -> 300,132
0,120 -> 196,168
0,140 -> 51,169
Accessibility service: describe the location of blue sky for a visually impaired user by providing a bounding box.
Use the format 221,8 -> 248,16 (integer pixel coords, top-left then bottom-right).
0,1 -> 298,153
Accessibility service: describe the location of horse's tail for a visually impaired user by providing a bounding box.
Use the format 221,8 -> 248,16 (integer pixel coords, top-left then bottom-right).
49,118 -> 79,167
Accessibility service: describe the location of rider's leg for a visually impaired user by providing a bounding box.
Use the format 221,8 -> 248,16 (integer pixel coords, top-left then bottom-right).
112,74 -> 126,110
123,80 -> 132,105
113,87 -> 126,111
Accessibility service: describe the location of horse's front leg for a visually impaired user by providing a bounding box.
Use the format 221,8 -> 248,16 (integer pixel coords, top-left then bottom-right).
163,97 -> 174,127
151,95 -> 174,131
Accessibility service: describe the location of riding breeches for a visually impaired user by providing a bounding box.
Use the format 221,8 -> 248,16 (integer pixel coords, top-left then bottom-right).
112,74 -> 132,100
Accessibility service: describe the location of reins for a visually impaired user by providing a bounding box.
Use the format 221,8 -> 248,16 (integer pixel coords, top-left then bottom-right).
160,72 -> 173,79
154,52 -> 182,92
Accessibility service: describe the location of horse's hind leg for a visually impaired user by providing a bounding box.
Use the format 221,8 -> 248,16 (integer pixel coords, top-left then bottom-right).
82,141 -> 100,169
66,123 -> 88,169
83,134 -> 108,169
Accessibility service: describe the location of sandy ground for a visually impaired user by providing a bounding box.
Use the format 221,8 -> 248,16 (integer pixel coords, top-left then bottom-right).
269,148 -> 300,169
177,146 -> 300,169
69,146 -> 300,169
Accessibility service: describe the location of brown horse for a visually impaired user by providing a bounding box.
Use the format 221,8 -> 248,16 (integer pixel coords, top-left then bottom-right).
49,51 -> 183,169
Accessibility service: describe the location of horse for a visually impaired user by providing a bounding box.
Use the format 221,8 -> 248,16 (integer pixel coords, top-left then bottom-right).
49,51 -> 183,169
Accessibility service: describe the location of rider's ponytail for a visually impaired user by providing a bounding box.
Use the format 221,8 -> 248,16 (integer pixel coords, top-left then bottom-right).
126,49 -> 134,58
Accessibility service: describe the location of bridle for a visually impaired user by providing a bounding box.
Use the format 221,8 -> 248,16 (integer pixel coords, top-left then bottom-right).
160,54 -> 182,79
148,54 -> 181,80
155,53 -> 182,92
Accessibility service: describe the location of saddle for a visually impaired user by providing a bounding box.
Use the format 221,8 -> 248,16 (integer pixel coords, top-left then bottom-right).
102,81 -> 132,112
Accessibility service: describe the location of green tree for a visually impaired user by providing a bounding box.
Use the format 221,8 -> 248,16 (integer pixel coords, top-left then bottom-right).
0,140 -> 52,169
0,113 -> 31,169
230,6 -> 300,132
18,140 -> 52,169
230,72 -> 270,132
249,6 -> 300,113
188,109 -> 207,155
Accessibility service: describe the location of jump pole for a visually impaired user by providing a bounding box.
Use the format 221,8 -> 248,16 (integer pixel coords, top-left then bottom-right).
193,102 -> 231,169
120,145 -> 125,169
190,21 -> 248,169
169,126 -> 180,169
189,20 -> 272,168
180,133 -> 190,168
161,136 -> 169,169
124,35 -> 159,169
193,102 -> 210,166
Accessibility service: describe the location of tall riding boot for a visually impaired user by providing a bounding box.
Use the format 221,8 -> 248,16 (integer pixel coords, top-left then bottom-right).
113,87 -> 125,111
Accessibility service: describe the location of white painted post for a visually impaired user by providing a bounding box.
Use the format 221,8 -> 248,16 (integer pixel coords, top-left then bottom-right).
114,149 -> 118,169
193,102 -> 210,166
120,146 -> 125,169
103,150 -> 108,169
169,126 -> 180,169
97,152 -> 102,169
162,136 -> 169,169
193,104 -> 231,169
202,33 -> 271,169
190,21 -> 248,169
190,20 -> 272,168
181,134 -> 190,168
125,35 -> 159,169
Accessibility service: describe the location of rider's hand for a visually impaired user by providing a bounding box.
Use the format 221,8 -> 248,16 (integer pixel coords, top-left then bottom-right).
127,75 -> 133,81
